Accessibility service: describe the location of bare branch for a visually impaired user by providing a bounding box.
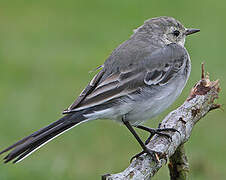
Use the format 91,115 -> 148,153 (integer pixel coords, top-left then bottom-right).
103,64 -> 220,180
168,145 -> 189,180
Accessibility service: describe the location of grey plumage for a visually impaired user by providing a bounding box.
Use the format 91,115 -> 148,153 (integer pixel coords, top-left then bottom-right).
0,16 -> 199,163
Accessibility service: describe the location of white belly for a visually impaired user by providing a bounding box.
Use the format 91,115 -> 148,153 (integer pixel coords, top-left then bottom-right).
125,76 -> 187,125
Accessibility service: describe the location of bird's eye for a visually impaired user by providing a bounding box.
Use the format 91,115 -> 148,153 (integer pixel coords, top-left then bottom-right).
173,30 -> 180,37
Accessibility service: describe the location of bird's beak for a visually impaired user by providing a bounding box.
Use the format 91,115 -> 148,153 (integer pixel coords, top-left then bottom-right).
185,29 -> 200,36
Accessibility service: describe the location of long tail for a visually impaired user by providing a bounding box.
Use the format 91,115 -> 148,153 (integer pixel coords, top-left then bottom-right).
0,112 -> 88,164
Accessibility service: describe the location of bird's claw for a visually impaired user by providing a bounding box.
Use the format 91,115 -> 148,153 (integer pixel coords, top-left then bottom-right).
130,147 -> 163,163
144,127 -> 180,145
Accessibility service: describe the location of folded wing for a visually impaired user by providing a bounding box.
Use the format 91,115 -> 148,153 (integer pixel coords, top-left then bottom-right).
63,43 -> 189,114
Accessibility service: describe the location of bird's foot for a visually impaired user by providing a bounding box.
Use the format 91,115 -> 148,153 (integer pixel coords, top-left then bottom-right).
141,127 -> 179,145
130,147 -> 165,163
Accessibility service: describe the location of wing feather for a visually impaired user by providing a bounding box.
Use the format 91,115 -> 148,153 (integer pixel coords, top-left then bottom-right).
63,43 -> 189,114
63,70 -> 105,113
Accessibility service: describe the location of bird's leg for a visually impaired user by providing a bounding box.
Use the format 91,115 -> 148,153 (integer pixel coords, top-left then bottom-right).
136,125 -> 179,145
122,116 -> 160,162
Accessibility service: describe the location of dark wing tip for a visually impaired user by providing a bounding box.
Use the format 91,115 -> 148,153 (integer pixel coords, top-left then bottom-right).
62,108 -> 70,114
62,108 -> 76,114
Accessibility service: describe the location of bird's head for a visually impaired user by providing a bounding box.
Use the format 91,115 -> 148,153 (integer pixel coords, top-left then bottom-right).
133,16 -> 200,46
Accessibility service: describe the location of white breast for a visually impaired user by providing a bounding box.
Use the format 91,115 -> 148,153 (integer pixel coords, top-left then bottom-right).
127,75 -> 187,125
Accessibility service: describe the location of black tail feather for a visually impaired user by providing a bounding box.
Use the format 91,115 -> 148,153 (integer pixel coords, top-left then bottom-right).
1,112 -> 87,163
12,145 -> 37,164
0,115 -> 67,155
12,123 -> 76,163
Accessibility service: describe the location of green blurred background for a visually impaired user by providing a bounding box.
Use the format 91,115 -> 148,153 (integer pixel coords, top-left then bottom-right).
0,0 -> 225,179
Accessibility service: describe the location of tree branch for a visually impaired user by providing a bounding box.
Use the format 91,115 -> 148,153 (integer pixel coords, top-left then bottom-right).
168,145 -> 189,180
102,64 -> 221,180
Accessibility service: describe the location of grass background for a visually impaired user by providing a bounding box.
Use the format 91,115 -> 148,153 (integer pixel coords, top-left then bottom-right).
0,0 -> 225,179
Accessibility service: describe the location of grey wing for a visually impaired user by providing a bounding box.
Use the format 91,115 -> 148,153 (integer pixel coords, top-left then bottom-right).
143,43 -> 189,86
63,43 -> 189,113
63,68 -> 145,113
63,69 -> 105,113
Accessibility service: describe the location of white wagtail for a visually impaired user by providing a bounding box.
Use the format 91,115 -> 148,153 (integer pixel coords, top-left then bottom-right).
0,16 -> 200,163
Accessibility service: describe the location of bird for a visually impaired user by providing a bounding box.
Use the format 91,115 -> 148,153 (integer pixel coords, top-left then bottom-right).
0,16 -> 200,164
